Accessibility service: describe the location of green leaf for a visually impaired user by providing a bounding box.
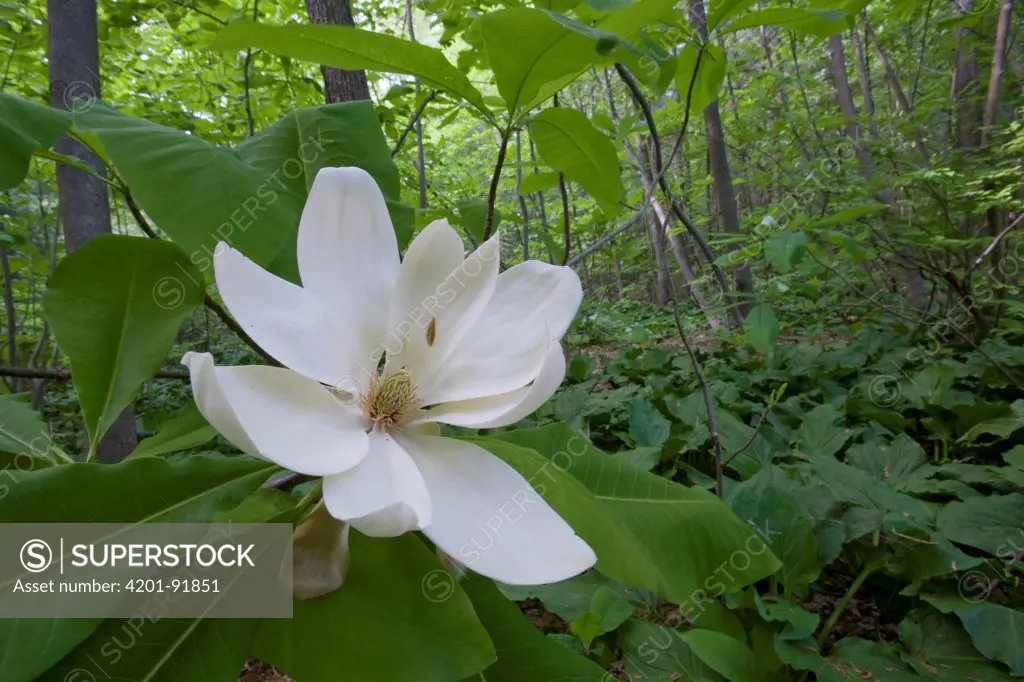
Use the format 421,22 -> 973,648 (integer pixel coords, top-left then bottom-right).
680,629 -> 759,682
485,425 -> 780,606
253,533 -> 495,682
899,608 -> 1014,681
519,171 -> 560,195
454,198 -> 492,245
937,493 -> 1024,558
923,596 -> 1024,676
528,108 -> 623,216
211,21 -> 489,116
628,397 -> 671,448
42,235 -> 205,452
0,395 -> 68,463
728,467 -> 819,594
722,8 -> 848,38
675,43 -> 727,115
130,400 -> 216,458
796,403 -> 851,459
708,0 -> 759,31
235,101 -> 413,255
0,94 -> 72,191
479,4 -> 676,114
570,586 -> 635,646
743,303 -> 780,355
73,103 -> 298,276
40,608 -> 261,682
764,231 -> 807,273
615,445 -> 662,471
461,577 -> 608,681
754,595 -> 819,640
0,455 -> 275,682
846,434 -> 928,484
620,620 -> 722,681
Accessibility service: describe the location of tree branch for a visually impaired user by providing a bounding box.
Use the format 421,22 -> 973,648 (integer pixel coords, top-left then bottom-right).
391,90 -> 437,157
124,192 -> 279,366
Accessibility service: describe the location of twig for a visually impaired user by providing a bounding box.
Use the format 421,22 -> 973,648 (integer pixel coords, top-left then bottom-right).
391,90 -> 437,157
664,273 -> 725,498
614,61 -> 743,327
723,403 -> 771,466
124,192 -> 279,366
242,0 -> 260,137
482,127 -> 512,241
964,212 -> 1022,281
0,366 -> 189,380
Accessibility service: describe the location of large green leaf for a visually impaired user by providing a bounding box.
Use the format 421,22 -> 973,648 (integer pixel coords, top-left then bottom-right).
0,395 -> 68,464
253,533 -> 495,682
796,403 -> 851,459
924,596 -> 1024,676
460,577 -> 608,681
528,108 -> 623,216
234,101 -> 414,261
728,466 -> 819,594
42,235 -> 205,453
722,8 -> 848,38
845,434 -> 928,485
628,397 -> 670,448
129,400 -> 216,458
39,616 -> 261,682
743,303 -> 779,355
707,0 -> 759,31
484,425 -> 780,607
619,620 -> 722,681
680,629 -> 759,682
0,456 -> 276,682
72,103 -> 295,276
211,21 -> 489,116
764,230 -> 807,273
900,609 -> 1013,681
937,493 -> 1024,557
478,2 -> 677,114
675,42 -> 727,114
779,637 -> 921,682
0,94 -> 72,191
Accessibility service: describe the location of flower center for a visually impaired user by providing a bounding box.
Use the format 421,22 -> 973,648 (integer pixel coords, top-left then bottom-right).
361,370 -> 420,431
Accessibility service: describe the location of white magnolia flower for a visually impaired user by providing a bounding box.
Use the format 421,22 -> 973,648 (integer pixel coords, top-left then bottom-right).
183,167 -> 596,586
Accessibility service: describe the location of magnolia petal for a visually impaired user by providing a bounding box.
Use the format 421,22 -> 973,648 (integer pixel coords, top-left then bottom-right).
292,502 -> 351,601
183,352 -> 368,477
321,430 -> 432,537
383,220 -> 464,377
297,167 -> 400,365
417,342 -> 566,429
213,244 -> 361,387
402,434 -> 596,586
421,260 -> 582,404
388,229 -> 501,392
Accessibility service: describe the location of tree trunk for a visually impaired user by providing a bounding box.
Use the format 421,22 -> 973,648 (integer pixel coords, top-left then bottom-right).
304,0 -> 371,102
48,0 -> 137,462
828,34 -> 875,179
952,0 -> 983,150
982,0 -> 1013,145
648,213 -> 671,307
689,0 -> 753,318
850,20 -> 878,140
